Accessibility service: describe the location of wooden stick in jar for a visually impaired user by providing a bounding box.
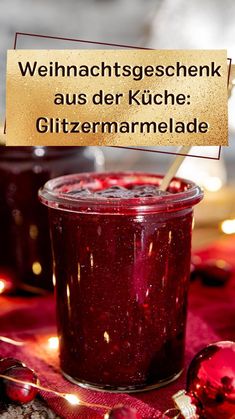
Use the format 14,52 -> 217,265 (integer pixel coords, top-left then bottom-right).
160,146 -> 191,191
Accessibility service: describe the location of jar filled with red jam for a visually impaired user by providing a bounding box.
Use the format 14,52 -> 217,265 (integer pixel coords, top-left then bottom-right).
39,172 -> 203,391
0,147 -> 103,293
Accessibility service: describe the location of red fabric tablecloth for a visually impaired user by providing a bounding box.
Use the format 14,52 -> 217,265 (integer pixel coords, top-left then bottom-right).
0,236 -> 235,418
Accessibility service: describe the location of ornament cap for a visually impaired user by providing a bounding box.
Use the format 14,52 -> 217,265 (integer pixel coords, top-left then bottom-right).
173,390 -> 198,419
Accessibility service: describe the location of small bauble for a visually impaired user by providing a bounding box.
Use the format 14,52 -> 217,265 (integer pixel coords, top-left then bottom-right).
105,405 -> 142,419
3,365 -> 39,404
0,357 -> 25,373
187,341 -> 235,418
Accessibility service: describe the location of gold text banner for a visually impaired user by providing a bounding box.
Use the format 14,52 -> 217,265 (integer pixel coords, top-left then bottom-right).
6,49 -> 228,146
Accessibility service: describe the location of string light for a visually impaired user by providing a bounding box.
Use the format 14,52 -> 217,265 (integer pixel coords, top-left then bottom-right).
47,336 -> 59,350
0,373 -> 110,411
0,336 -> 114,413
0,336 -> 24,346
0,334 -> 59,350
0,335 -> 112,412
64,393 -> 80,405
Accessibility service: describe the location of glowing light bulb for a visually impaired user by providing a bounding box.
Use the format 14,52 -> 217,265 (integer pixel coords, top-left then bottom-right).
64,394 -> 80,405
221,219 -> 235,235
47,336 -> 59,350
0,275 -> 13,294
203,176 -> 223,192
0,280 -> 6,294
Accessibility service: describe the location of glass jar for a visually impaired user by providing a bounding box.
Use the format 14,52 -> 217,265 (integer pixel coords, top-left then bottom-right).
0,147 -> 104,293
39,172 -> 203,391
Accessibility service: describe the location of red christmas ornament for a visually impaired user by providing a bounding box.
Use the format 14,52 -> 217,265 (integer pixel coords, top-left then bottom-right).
105,405 -> 142,419
173,341 -> 235,419
3,365 -> 39,404
0,357 -> 25,373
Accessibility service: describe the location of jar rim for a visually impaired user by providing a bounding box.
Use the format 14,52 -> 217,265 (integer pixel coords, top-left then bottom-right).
38,171 -> 203,215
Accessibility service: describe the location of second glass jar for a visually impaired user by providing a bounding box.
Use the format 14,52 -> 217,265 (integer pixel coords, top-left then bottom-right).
0,146 -> 103,293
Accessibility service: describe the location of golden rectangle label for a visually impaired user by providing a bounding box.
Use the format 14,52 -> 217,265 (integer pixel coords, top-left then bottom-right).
6,49 -> 228,146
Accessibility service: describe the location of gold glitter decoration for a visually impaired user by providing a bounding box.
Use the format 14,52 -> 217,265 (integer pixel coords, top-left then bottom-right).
6,50 -> 228,146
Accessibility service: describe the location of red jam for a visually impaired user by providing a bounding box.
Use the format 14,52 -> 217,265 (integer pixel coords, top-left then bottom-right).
39,172 -> 203,391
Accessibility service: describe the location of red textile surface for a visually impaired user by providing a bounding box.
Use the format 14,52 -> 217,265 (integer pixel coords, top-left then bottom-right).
0,236 -> 235,418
